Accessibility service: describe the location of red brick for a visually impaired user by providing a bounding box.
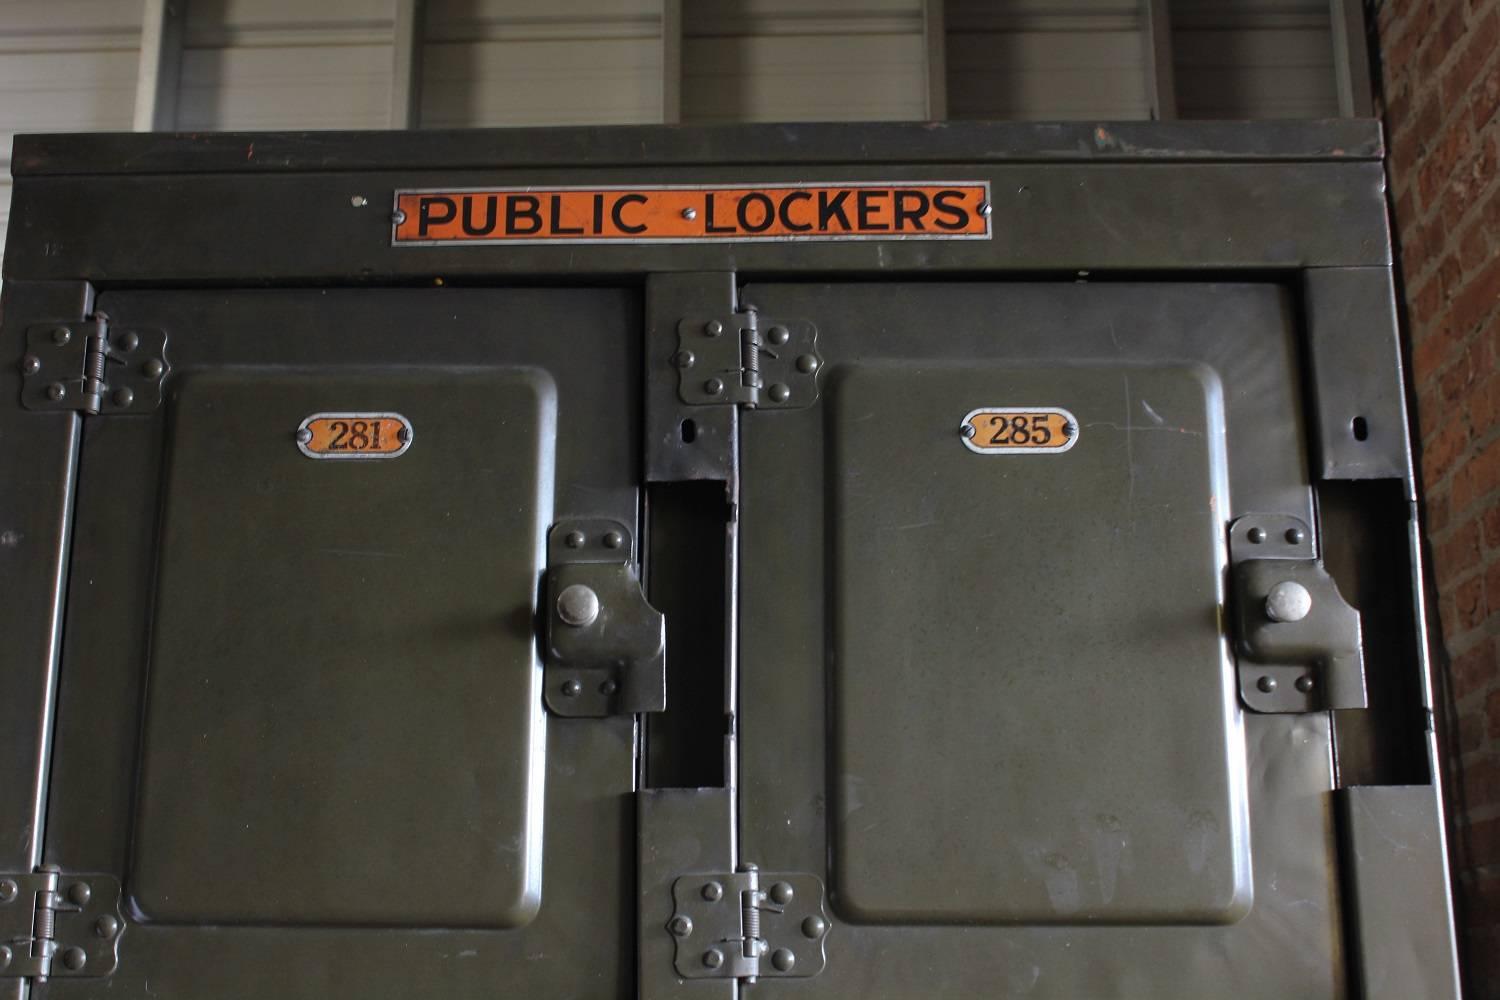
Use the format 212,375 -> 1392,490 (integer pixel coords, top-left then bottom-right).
1484,501 -> 1500,549
1452,253 -> 1500,336
1474,50 -> 1500,130
1430,487 -> 1453,533
1453,638 -> 1498,697
1443,134 -> 1499,233
1460,214 -> 1492,262
1467,757 -> 1500,813
1418,4 -> 1468,80
1488,557 -> 1500,622
1471,813 -> 1500,867
1425,417 -> 1472,485
1461,574 -> 1490,631
1442,515 -> 1487,577
1419,124 -> 1475,208
1440,344 -> 1478,402
1460,709 -> 1487,753
1442,8 -> 1499,109
1454,438 -> 1500,512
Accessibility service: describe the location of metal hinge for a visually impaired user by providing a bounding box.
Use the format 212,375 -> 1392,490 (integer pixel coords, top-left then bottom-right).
543,519 -> 667,718
668,866 -> 828,983
675,309 -> 822,409
0,868 -> 123,981
19,315 -> 169,414
1229,514 -> 1368,713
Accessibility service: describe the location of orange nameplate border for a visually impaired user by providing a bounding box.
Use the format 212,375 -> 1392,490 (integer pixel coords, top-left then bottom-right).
391,183 -> 992,245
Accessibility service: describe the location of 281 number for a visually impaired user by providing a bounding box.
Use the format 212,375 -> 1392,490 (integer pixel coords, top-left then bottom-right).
327,419 -> 384,451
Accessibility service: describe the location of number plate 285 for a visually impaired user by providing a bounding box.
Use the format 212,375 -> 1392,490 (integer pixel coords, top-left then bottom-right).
961,407 -> 1077,454
297,412 -> 413,460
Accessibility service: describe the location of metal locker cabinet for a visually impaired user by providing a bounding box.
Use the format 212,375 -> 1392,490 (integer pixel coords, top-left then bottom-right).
0,121 -> 1462,999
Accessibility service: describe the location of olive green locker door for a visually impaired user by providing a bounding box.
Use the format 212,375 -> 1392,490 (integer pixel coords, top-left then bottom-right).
37,288 -> 640,999
734,281 -> 1345,998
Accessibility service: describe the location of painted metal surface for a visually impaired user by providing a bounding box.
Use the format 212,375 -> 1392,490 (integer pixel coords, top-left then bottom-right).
0,122 -> 1460,997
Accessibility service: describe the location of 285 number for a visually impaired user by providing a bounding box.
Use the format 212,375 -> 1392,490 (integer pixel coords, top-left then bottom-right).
987,413 -> 1053,446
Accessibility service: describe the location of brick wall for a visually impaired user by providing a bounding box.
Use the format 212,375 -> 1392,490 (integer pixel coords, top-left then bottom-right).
1376,0 -> 1500,992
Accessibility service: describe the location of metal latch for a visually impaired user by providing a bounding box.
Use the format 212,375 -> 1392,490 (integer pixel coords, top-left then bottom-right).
1229,514 -> 1367,713
669,865 -> 828,982
0,867 -> 123,980
544,519 -> 666,718
20,316 -> 169,414
675,309 -> 821,409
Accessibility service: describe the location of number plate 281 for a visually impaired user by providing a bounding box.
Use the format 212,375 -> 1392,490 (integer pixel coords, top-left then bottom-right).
297,412 -> 413,460
961,407 -> 1077,454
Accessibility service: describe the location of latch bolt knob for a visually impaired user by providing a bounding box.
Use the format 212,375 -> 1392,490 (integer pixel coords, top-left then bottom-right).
556,584 -> 600,628
1265,581 -> 1313,623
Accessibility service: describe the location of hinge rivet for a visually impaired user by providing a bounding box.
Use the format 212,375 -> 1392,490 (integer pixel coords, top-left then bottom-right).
557,583 -> 601,627
768,384 -> 791,403
704,320 -> 724,337
51,327 -> 71,346
801,915 -> 826,939
564,531 -> 586,549
0,879 -> 16,903
1296,675 -> 1315,693
0,945 -> 10,969
768,325 -> 790,345
68,881 -> 91,906
1247,527 -> 1266,544
562,679 -> 582,697
769,881 -> 794,905
46,382 -> 67,401
113,388 -> 135,408
668,915 -> 693,937
21,355 -> 42,375
701,881 -> 723,902
95,915 -> 120,939
673,350 -> 696,369
61,948 -> 87,972
1285,528 -> 1305,545
704,378 -> 724,396
599,678 -> 618,696
702,949 -> 724,969
603,531 -> 623,549
795,354 -> 819,374
143,359 -> 165,378
771,949 -> 796,972
1265,580 -> 1313,623
1257,675 -> 1277,693
116,331 -> 139,352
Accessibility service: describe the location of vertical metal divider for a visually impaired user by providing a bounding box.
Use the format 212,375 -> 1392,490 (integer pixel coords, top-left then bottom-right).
922,0 -> 947,121
132,0 -> 185,132
662,0 -> 683,125
1142,0 -> 1178,120
391,0 -> 426,129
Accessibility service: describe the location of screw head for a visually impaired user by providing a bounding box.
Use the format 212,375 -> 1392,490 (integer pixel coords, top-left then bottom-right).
296,427 -> 313,444
116,331 -> 140,351
565,530 -> 586,549
1257,675 -> 1277,693
769,881 -> 794,905
704,378 -> 724,396
801,915 -> 827,939
61,947 -> 87,971
68,882 -> 91,906
0,945 -> 10,968
668,915 -> 693,937
95,915 -> 120,939
21,354 -> 42,375
350,195 -> 368,207
1265,581 -> 1313,623
397,426 -> 411,444
1285,527 -> 1306,545
703,320 -> 724,337
112,387 -> 134,408
961,423 -> 977,439
1247,527 -> 1266,544
768,325 -> 790,345
701,881 -> 723,902
51,326 -> 72,346
562,679 -> 582,697
771,948 -> 796,972
143,358 -> 165,378
603,530 -> 624,550
556,584 -> 600,627
1295,675 -> 1315,693
46,382 -> 66,401
979,202 -> 994,216
391,209 -> 407,225
768,383 -> 791,403
795,354 -> 819,374
0,879 -> 17,903
673,350 -> 696,369
681,207 -> 698,221
702,949 -> 724,969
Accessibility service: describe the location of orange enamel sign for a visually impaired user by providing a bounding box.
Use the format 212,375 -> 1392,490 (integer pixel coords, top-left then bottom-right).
297,413 -> 412,459
391,183 -> 992,245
